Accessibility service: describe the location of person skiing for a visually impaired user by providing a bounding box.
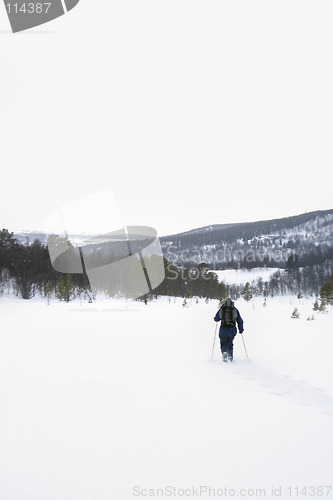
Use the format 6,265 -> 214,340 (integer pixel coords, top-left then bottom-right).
214,297 -> 244,362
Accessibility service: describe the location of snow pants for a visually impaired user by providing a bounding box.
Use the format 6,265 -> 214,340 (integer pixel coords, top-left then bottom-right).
220,335 -> 235,361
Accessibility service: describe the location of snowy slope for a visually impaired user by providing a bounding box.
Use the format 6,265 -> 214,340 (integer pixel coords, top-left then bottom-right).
0,296 -> 332,499
160,210 -> 333,267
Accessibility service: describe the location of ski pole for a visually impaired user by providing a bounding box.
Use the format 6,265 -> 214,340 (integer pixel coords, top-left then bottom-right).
240,333 -> 249,358
211,323 -> 218,359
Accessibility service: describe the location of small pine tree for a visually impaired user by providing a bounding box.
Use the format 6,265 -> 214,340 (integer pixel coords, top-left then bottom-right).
320,274 -> 333,305
242,282 -> 253,302
291,307 -> 300,319
313,299 -> 320,311
56,274 -> 74,302
44,281 -> 53,305
319,299 -> 327,313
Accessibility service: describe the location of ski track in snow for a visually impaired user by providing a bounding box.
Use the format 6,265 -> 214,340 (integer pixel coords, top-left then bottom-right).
226,359 -> 333,418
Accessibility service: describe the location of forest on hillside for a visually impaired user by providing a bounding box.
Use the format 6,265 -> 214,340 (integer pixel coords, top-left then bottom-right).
160,210 -> 333,268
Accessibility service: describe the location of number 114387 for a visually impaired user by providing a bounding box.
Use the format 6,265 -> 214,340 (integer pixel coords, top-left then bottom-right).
6,3 -> 52,14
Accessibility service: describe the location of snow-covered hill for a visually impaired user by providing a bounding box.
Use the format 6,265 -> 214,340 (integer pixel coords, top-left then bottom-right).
161,209 -> 333,268
0,295 -> 332,499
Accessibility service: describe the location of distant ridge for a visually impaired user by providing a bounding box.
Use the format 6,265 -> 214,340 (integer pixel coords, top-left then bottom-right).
161,209 -> 333,240
159,209 -> 333,268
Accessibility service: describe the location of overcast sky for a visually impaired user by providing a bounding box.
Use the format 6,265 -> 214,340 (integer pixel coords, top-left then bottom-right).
1,1 -> 333,237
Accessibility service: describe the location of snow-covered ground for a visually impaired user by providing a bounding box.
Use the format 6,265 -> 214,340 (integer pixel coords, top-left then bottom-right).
214,267 -> 278,285
0,295 -> 332,500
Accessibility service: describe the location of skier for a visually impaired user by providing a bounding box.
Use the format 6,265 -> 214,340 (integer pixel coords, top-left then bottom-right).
214,297 -> 244,362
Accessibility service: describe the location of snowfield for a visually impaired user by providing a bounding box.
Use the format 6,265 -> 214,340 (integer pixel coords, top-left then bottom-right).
214,268 -> 279,285
0,295 -> 332,500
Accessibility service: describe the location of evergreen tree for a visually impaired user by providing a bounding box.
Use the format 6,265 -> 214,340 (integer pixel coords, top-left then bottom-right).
0,229 -> 16,248
320,273 -> 333,305
56,274 -> 74,302
242,282 -> 253,302
44,281 -> 53,305
313,299 -> 320,311
291,307 -> 300,319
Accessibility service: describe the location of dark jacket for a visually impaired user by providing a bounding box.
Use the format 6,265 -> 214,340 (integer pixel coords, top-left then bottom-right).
214,307 -> 244,338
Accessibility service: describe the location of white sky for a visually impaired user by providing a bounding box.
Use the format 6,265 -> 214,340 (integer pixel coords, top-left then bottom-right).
1,1 -> 333,237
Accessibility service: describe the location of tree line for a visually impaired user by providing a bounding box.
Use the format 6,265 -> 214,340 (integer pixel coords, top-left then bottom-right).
0,229 -> 89,301
0,228 -> 332,304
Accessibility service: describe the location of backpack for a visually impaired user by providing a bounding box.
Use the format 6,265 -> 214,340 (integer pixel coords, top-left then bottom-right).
219,298 -> 238,328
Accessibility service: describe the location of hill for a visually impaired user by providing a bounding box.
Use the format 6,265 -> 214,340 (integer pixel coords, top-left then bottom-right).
160,209 -> 333,268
